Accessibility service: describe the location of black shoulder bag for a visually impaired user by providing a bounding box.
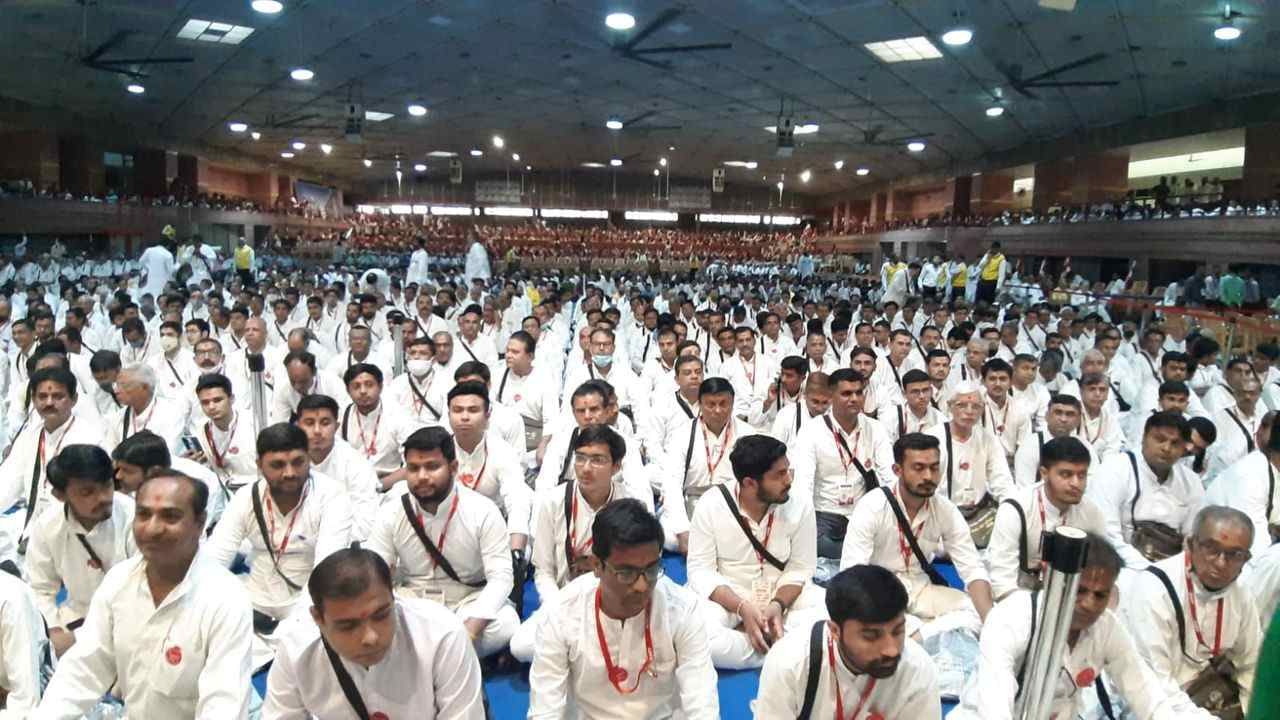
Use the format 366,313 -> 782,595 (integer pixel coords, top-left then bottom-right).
796,620 -> 825,720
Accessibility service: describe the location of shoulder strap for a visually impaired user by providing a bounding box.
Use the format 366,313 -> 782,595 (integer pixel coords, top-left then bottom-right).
459,339 -> 479,363
121,407 -> 132,440
821,416 -> 877,494
945,422 -> 954,499
878,486 -> 947,586
682,418 -> 698,486
797,620 -> 824,720
715,484 -> 786,571
20,440 -> 44,538
1224,409 -> 1256,454
794,401 -> 803,433
251,484 -> 302,592
322,638 -> 371,720
1015,589 -> 1040,696
1002,498 -> 1035,575
1268,463 -> 1275,525
1145,565 -> 1196,662
407,376 -> 441,420
398,493 -> 483,587
674,392 -> 694,419
341,404 -> 353,441
1126,451 -> 1141,529
497,368 -> 510,403
563,478 -> 576,566
557,427 -> 581,485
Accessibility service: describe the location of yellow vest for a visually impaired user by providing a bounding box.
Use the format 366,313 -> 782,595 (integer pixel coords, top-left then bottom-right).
981,254 -> 1004,281
234,245 -> 253,270
951,263 -> 967,287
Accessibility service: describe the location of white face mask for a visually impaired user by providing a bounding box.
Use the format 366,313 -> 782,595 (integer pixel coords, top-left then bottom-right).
159,335 -> 179,353
406,358 -> 433,377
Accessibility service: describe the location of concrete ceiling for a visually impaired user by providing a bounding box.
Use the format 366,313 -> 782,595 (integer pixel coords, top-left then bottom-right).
3,0 -> 1279,195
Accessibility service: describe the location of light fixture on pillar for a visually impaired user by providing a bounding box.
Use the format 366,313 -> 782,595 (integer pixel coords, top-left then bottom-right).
413,163 -> 427,172
800,170 -> 811,183
491,135 -> 505,149
407,103 -> 428,117
291,141 -> 306,151
833,160 -> 845,170
610,158 -> 623,167
659,157 -> 667,167
280,151 -> 295,159
1214,16 -> 1241,40
251,0 -> 283,14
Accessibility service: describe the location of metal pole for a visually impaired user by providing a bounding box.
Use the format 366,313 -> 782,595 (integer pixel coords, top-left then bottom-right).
391,320 -> 405,377
247,352 -> 268,433
1015,526 -> 1090,720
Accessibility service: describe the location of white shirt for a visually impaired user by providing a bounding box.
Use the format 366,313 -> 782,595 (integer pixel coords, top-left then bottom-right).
658,416 -> 756,536
407,248 -> 432,286
492,365 -> 559,444
387,370 -> 449,426
1245,544 -> 1280,633
530,478 -> 647,605
105,395 -> 185,455
264,597 -> 485,720
0,570 -> 52,717
687,479 -> 816,602
26,494 -> 137,629
366,483 -> 512,614
149,350 -> 198,400
527,575 -> 719,720
1206,405 -> 1265,482
925,422 -> 1015,508
986,483 -> 1106,599
1202,451 -> 1278,559
950,592 -> 1209,720
451,435 -> 533,537
37,554 -> 254,720
338,401 -> 426,475
882,403 -> 946,446
535,423 -> 654,504
755,622 -> 939,719
790,412 -> 895,517
1087,450 -> 1203,568
194,410 -> 260,496
1122,553 -> 1261,708
269,371 -> 347,425
206,475 -> 353,619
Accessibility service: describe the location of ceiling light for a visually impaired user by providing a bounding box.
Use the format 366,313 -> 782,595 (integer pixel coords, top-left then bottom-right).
427,151 -> 457,158
512,153 -> 520,161
856,167 -> 870,176
864,36 -> 943,63
659,157 -> 667,167
363,158 -> 373,168
251,131 -> 261,141
1214,20 -> 1241,41
941,28 -> 973,46
986,106 -> 1005,118
668,145 -> 675,151
605,12 -> 636,30
610,158 -> 623,167
800,170 -> 812,183
653,169 -> 661,176
228,121 -> 248,133
470,149 -> 483,157
581,162 -> 606,168
525,165 -> 532,171
833,160 -> 845,170
606,117 -> 624,130
407,104 -> 428,117
177,19 -> 254,44
775,181 -> 784,191
251,0 -> 283,14
290,67 -> 314,81
763,124 -> 819,135
907,141 -> 926,152
291,141 -> 306,150
280,151 -> 294,158
126,83 -> 145,94
414,163 -> 427,172
491,135 -> 504,149
364,110 -> 394,122
320,143 -> 333,155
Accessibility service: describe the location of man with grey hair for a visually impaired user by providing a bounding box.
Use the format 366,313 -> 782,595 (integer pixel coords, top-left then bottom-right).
105,363 -> 185,454
1122,505 -> 1262,717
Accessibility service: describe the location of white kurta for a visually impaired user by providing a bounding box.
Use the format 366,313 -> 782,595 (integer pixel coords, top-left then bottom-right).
0,571 -> 51,717
26,494 -> 137,629
1202,451 -> 1279,559
1087,450 -> 1202,568
790,412 -> 895,518
986,483 -> 1106,599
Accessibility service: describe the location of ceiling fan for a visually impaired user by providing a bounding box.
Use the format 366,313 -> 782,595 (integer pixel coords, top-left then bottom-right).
851,126 -> 936,147
584,110 -> 683,132
995,52 -> 1119,100
79,29 -> 194,79
610,7 -> 732,70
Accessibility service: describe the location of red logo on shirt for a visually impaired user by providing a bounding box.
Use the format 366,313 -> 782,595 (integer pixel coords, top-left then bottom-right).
513,394 -> 523,402
370,713 -> 390,720
165,646 -> 182,665
958,461 -> 970,471
229,446 -> 239,455
868,714 -> 884,720
1075,667 -> 1096,687
87,558 -> 102,570
608,666 -> 628,683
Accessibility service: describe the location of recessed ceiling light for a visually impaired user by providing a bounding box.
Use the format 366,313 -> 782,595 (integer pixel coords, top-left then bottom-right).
280,151 -> 295,158
907,141 -> 926,152
606,117 -> 624,130
1214,20 -> 1241,41
525,165 -> 532,171
250,131 -> 261,141
290,67 -> 314,81
745,161 -> 758,169
653,169 -> 660,176
364,110 -> 394,122
251,0 -> 283,14
470,149 -> 483,157
511,153 -> 520,162
126,83 -> 145,94
605,12 -> 636,30
413,163 -> 427,172
320,143 -> 333,155
610,158 -> 623,167
986,106 -> 1005,118
833,160 -> 845,170
407,104 -> 428,117
763,124 -> 819,135
856,167 -> 870,176
291,141 -> 306,150
800,170 -> 812,183
491,135 -> 504,149
426,151 -> 457,158
668,145 -> 675,151
177,19 -> 254,44
864,36 -> 943,63
582,162 -> 606,168
659,157 -> 667,167
941,28 -> 973,46
363,158 -> 373,167
228,121 -> 248,133
776,181 -> 784,190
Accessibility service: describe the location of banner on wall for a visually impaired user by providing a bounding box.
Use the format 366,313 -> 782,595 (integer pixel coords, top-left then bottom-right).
295,180 -> 339,216
668,184 -> 711,211
475,180 -> 522,205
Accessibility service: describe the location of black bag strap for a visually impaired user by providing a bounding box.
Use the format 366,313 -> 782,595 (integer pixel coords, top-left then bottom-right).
681,418 -> 698,486
459,338 -> 479,363
794,401 -> 803,433
20,443 -> 45,539
821,415 -> 877,494
251,483 -> 302,592
1095,676 -> 1118,720
715,484 -> 786,571
945,422 -> 954,499
1110,380 -> 1131,412
121,407 -> 132,441
563,478 -> 576,567
1224,409 -> 1256,454
1146,565 -> 1197,663
341,403 -> 353,442
797,620 -> 824,720
1268,463 -> 1275,528
497,368 -> 511,403
74,533 -> 105,572
557,427 -> 581,485
1001,498 -> 1037,576
399,494 -> 483,587
879,486 -> 947,586
1015,589 -> 1040,696
1126,450 -> 1141,530
407,374 -> 441,420
323,638 -> 370,720
674,392 -> 694,420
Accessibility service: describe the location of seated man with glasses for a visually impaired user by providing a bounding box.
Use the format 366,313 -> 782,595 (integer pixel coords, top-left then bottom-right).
510,424 -> 651,662
528,498 -> 718,719
1121,506 -> 1262,719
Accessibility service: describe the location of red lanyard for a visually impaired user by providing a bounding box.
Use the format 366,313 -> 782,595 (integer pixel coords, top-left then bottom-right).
831,424 -> 861,476
743,356 -> 756,386
1184,554 -> 1224,656
569,490 -> 596,559
892,484 -> 927,571
827,633 -> 877,720
987,399 -> 1009,434
204,415 -> 237,469
263,484 -> 308,557
736,487 -> 776,567
593,585 -> 654,694
354,407 -> 381,457
459,443 -> 488,490
418,493 -> 461,568
38,418 -> 75,466
702,420 -> 733,478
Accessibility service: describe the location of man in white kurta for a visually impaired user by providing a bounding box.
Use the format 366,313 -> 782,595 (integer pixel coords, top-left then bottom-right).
338,363 -> 425,483
294,393 -> 383,541
1201,426 -> 1280,559
138,240 -> 176,300
0,569 -> 51,715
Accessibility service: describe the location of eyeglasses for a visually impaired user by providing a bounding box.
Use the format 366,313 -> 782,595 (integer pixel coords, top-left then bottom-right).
1192,540 -> 1250,565
573,453 -> 614,469
605,560 -> 664,585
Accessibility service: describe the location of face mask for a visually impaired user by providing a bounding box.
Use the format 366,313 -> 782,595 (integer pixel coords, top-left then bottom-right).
159,336 -> 179,352
129,339 -> 145,350
592,354 -> 613,369
406,359 -> 433,377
